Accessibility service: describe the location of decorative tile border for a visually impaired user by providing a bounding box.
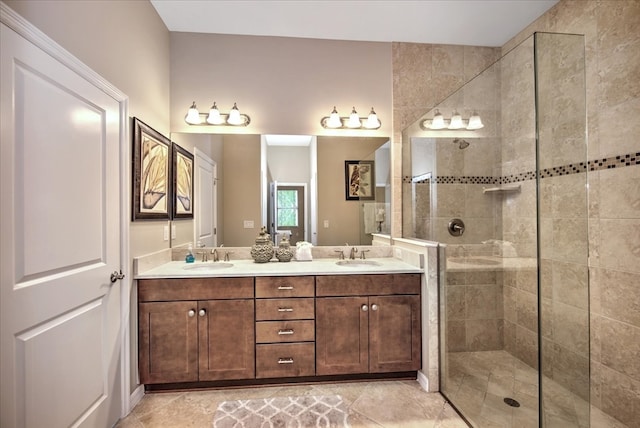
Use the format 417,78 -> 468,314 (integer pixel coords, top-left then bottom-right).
403,152 -> 639,184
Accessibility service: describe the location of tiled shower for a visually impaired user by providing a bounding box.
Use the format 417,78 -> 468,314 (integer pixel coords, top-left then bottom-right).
402,32 -> 596,427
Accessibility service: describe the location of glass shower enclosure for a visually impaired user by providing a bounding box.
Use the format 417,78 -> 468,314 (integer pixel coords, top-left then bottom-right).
402,32 -> 589,427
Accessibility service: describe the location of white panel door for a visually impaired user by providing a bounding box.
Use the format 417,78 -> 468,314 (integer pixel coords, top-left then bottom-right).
194,149 -> 216,247
1,22 -> 122,428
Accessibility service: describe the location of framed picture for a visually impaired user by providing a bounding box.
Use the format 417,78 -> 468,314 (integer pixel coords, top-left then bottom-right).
132,117 -> 171,220
172,142 -> 194,219
345,160 -> 375,200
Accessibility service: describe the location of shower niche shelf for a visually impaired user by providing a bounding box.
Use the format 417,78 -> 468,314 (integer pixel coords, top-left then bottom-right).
482,185 -> 521,194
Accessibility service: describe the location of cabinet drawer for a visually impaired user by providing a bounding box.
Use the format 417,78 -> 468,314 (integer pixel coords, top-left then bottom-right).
256,343 -> 315,378
255,276 -> 315,298
256,320 -> 315,343
316,274 -> 420,297
255,298 -> 315,320
139,277 -> 254,301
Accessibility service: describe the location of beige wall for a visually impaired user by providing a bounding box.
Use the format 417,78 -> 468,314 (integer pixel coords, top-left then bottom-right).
169,32 -> 393,138
316,136 -> 389,246
222,134 -> 262,246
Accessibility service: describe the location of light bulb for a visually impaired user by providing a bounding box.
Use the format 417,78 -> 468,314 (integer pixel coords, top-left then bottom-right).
206,102 -> 224,125
448,111 -> 464,129
430,110 -> 446,129
326,106 -> 342,128
364,107 -> 381,129
467,113 -> 484,130
185,102 -> 202,125
347,107 -> 361,128
227,102 -> 243,125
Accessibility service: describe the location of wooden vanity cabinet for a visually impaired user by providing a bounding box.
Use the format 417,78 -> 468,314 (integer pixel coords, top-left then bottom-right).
316,274 -> 421,376
138,277 -> 255,384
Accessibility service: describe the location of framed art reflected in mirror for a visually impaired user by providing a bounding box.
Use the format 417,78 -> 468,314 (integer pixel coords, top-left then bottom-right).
172,142 -> 194,219
132,117 -> 171,220
345,160 -> 375,201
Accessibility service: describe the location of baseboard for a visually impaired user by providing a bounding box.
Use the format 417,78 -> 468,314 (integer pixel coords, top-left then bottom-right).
128,385 -> 145,414
417,370 -> 429,392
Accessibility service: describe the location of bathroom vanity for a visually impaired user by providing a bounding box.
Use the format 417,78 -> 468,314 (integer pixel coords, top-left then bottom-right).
135,256 -> 422,390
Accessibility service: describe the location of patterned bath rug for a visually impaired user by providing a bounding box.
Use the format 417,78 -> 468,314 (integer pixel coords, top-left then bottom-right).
212,395 -> 351,428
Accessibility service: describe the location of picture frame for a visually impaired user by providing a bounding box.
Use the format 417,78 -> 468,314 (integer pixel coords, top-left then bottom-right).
345,160 -> 375,200
172,142 -> 194,219
132,117 -> 172,220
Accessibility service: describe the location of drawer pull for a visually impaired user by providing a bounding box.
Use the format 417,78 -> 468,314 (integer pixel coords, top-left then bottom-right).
278,358 -> 294,364
278,329 -> 295,335
277,307 -> 294,312
277,285 -> 294,290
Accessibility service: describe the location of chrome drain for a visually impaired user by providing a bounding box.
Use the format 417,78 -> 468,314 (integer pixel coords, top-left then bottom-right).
503,397 -> 521,408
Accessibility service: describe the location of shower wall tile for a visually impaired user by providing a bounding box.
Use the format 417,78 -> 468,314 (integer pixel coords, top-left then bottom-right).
599,164 -> 640,219
597,38 -> 640,111
601,317 -> 640,382
466,319 -> 503,351
590,312 -> 601,363
466,285 -> 502,320
435,184 -> 465,217
599,363 -> 640,428
504,320 -> 516,354
550,218 -> 589,264
600,268 -> 640,328
597,97 -> 640,159
551,260 -> 589,310
515,325 -> 538,369
516,289 -> 538,333
598,218 -> 640,274
551,301 -> 590,357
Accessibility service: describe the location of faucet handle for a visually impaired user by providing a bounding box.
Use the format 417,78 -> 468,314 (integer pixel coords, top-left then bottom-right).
224,251 -> 234,262
359,249 -> 370,260
334,249 -> 345,260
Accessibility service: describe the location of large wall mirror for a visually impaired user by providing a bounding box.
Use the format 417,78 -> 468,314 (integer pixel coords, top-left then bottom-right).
170,133 -> 390,247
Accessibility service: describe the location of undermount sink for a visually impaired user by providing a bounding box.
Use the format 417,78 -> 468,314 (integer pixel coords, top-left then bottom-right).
336,260 -> 381,267
183,262 -> 234,270
447,257 -> 500,266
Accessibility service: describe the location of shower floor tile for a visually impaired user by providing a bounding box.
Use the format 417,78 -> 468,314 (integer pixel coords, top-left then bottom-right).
443,350 -> 629,428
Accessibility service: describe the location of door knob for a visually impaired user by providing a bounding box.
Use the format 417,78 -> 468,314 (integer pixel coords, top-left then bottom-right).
188,309 -> 196,317
199,309 -> 206,317
371,304 -> 379,311
110,270 -> 125,283
361,304 -> 369,312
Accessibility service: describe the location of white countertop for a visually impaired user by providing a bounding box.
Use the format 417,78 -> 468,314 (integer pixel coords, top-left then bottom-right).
135,257 -> 423,279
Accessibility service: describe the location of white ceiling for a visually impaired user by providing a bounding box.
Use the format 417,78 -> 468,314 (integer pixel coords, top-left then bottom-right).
150,0 -> 558,47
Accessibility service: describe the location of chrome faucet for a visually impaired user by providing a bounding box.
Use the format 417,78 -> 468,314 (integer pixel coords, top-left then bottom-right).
211,248 -> 219,262
349,247 -> 358,260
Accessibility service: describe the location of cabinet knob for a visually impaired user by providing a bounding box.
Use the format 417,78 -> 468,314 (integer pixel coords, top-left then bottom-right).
198,309 -> 206,317
188,309 -> 196,317
361,304 -> 368,312
371,304 -> 379,311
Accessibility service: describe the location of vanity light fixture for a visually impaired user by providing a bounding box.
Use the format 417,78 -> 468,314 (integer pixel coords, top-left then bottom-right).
321,106 -> 382,130
421,109 -> 484,131
184,101 -> 251,126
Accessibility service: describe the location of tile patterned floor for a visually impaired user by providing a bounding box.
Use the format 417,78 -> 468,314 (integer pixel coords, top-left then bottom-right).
443,350 -> 629,428
115,379 -> 469,428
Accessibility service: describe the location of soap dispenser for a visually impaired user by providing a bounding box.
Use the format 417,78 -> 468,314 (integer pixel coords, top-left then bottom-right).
185,244 -> 195,263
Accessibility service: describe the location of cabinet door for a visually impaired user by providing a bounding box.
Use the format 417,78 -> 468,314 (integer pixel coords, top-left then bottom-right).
198,299 -> 255,381
139,301 -> 198,384
369,295 -> 421,373
316,296 -> 369,375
